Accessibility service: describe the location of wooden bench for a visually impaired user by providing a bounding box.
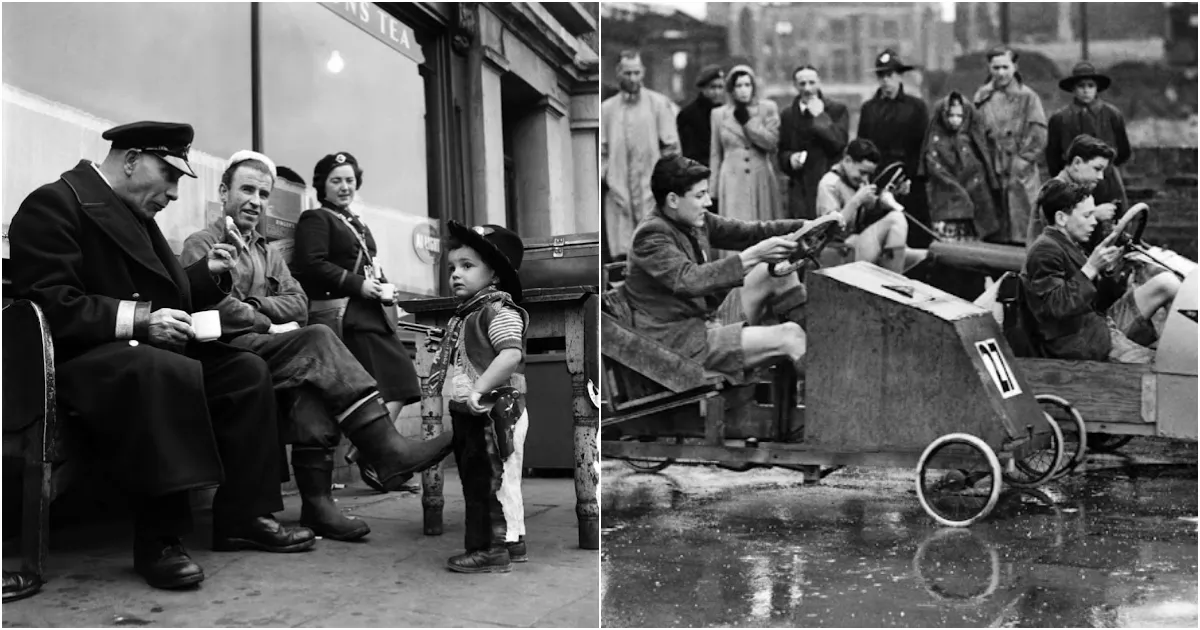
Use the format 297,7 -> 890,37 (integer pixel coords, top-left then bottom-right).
1,298 -> 333,581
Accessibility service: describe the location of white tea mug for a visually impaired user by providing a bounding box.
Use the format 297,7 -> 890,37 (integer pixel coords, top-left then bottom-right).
191,310 -> 222,342
380,283 -> 396,303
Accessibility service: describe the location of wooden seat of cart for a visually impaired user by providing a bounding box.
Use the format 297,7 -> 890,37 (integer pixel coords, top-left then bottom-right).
603,259 -> 1072,527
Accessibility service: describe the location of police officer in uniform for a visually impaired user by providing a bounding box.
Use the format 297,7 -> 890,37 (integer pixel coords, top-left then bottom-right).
8,121 -> 316,590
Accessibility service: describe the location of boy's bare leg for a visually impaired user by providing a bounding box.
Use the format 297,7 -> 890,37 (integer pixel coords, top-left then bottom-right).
1133,271 -> 1180,320
740,263 -> 806,325
742,323 -> 806,371
858,211 -> 908,273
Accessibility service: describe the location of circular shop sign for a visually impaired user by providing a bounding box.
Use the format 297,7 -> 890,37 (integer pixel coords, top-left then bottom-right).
412,222 -> 441,264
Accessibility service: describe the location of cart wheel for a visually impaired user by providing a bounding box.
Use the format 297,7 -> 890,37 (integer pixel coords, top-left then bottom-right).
1002,413 -> 1066,488
1036,394 -> 1087,478
1087,433 -> 1134,454
620,435 -> 679,473
916,433 -> 1004,527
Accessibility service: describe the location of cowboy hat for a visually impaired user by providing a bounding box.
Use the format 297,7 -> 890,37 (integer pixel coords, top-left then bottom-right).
446,221 -> 525,303
1058,61 -> 1111,92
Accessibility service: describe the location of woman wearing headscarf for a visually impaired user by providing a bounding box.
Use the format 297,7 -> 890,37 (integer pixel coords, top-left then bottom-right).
709,64 -> 782,224
291,152 -> 424,488
973,47 -> 1048,244
920,91 -> 1003,243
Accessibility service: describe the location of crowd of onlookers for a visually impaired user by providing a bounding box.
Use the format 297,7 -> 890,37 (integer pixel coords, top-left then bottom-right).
602,46 -> 1133,262
602,45 -> 1182,369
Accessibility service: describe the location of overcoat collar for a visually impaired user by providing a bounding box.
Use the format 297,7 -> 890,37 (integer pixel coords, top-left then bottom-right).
60,160 -> 181,287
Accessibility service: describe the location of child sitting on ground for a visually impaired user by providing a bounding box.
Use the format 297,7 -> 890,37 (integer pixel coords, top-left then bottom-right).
430,221 -> 530,573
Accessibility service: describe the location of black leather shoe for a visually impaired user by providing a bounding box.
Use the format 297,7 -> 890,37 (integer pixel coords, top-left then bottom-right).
213,516 -> 316,553
2,570 -> 43,602
506,536 -> 528,563
447,547 -> 511,574
133,537 -> 204,589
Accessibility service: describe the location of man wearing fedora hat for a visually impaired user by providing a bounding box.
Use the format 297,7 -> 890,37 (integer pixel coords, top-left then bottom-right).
430,221 -> 531,573
1044,60 -> 1131,240
8,122 -> 317,590
857,49 -> 932,247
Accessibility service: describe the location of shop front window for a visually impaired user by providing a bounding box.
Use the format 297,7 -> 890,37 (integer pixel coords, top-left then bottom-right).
260,2 -> 434,295
2,2 -> 252,247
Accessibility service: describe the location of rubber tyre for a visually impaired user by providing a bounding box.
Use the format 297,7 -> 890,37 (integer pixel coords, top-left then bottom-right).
1036,394 -> 1088,479
1003,413 -> 1066,488
916,433 -> 1004,527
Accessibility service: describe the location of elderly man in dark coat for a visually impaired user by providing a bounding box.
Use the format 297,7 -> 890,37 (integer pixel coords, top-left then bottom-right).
778,65 -> 850,220
857,50 -> 931,246
8,122 -> 315,591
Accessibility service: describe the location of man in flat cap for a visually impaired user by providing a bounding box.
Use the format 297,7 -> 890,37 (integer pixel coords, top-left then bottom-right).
179,150 -> 452,543
677,65 -> 725,169
856,49 -> 931,247
8,122 -> 316,591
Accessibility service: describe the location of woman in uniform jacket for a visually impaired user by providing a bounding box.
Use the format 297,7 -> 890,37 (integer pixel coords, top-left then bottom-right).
291,152 -> 422,425
709,64 -> 781,225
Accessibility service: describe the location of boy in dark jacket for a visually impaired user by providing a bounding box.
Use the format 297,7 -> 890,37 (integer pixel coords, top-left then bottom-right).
1045,62 -> 1131,224
432,221 -> 530,574
1023,179 -> 1162,363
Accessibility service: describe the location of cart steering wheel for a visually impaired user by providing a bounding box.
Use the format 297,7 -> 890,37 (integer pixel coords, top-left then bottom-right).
1109,202 -> 1148,252
768,213 -> 843,277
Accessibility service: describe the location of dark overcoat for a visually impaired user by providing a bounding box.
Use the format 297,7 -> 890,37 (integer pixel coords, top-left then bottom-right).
858,85 -> 932,244
677,96 -> 719,166
778,94 -> 850,220
7,161 -> 277,498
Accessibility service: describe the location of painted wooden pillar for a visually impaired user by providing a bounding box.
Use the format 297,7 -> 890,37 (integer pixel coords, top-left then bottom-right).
414,325 -> 446,536
570,294 -> 600,550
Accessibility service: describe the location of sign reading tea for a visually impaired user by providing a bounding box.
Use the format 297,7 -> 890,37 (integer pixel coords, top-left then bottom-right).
320,2 -> 424,64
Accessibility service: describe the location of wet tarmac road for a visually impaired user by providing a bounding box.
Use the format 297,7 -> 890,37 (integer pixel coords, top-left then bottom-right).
600,439 -> 1198,628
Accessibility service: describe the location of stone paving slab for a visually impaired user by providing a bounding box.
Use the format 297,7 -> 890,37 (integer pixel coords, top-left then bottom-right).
2,470 -> 599,628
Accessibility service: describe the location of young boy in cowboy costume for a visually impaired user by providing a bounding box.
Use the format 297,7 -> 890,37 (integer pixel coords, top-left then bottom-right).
431,221 -> 530,574
1043,61 -> 1132,245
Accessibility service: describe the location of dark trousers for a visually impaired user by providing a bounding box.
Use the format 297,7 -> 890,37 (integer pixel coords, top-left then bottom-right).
451,410 -> 506,551
60,342 -> 283,537
230,324 -> 377,417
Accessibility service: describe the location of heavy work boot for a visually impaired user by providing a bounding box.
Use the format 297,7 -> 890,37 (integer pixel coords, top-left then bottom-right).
341,394 -> 453,491
292,447 -> 370,541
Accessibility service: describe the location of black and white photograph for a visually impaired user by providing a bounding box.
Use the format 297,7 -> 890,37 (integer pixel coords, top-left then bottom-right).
1,2 -> 601,627
598,2 -> 1198,627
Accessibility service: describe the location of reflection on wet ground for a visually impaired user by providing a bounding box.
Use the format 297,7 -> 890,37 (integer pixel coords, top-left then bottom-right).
601,440 -> 1198,628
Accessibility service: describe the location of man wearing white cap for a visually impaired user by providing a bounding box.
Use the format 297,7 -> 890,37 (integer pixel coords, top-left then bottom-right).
181,151 -> 452,542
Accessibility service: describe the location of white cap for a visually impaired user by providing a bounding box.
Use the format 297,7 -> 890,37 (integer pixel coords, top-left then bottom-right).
225,150 -> 277,179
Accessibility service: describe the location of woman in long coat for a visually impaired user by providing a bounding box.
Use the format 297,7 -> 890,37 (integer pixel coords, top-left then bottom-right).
709,65 -> 781,224
973,47 -> 1047,245
920,91 -> 1003,242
